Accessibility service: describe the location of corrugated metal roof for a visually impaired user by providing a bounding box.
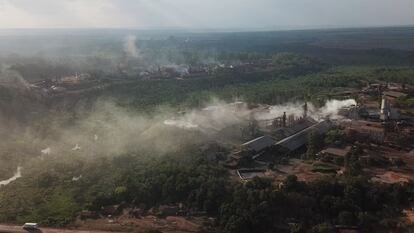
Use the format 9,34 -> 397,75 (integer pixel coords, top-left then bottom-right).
321,146 -> 352,157
276,120 -> 331,151
270,117 -> 317,139
242,135 -> 275,152
384,91 -> 408,98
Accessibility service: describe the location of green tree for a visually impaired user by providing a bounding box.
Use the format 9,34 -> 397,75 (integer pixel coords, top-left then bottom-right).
324,129 -> 345,146
307,131 -> 323,159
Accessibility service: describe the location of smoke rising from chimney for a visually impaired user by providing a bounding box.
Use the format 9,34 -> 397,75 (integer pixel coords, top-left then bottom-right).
253,99 -> 356,121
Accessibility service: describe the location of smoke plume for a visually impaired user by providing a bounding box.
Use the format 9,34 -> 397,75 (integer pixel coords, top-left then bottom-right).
255,99 -> 356,121
124,35 -> 140,58
0,66 -> 30,89
0,97 -> 356,177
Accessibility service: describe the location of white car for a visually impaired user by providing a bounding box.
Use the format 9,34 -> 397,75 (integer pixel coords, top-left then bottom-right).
22,223 -> 38,230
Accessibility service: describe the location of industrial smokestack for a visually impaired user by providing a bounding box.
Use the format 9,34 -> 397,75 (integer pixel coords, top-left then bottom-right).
303,102 -> 308,118
380,96 -> 390,121
282,112 -> 287,127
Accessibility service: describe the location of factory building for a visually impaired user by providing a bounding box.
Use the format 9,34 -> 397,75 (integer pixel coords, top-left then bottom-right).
275,120 -> 332,152
259,102 -> 317,140
242,135 -> 276,154
230,100 -> 334,165
271,117 -> 318,140
232,119 -> 332,165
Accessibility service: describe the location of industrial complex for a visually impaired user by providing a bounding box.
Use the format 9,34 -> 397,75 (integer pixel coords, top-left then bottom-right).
224,82 -> 414,184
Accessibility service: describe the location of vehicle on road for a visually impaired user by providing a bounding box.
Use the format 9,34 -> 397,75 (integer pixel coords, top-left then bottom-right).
22,223 -> 38,230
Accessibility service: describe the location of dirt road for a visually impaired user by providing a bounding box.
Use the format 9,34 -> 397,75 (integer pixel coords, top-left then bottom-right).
0,225 -> 124,233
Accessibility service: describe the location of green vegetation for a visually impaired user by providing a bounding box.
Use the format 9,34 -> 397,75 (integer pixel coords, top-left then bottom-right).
98,65 -> 414,112
395,96 -> 414,108
2,59 -> 414,230
324,129 -> 346,147
1,150 -> 413,233
2,28 -> 414,232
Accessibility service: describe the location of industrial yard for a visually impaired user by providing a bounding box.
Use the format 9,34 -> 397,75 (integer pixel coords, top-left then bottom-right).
225,82 -> 414,185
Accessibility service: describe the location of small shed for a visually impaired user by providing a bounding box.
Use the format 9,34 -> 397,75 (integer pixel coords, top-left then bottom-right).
320,146 -> 352,157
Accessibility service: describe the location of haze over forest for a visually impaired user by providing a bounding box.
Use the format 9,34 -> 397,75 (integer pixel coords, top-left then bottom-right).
1,0 -> 414,29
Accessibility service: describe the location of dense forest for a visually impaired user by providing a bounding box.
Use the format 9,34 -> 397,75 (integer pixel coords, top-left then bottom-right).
1,149 -> 413,233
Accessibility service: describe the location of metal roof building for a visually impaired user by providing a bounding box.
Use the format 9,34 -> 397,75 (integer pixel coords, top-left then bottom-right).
383,91 -> 408,99
275,120 -> 332,151
242,135 -> 275,153
271,117 -> 318,140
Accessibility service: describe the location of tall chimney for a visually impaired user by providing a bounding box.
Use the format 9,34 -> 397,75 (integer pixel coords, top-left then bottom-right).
380,96 -> 390,121
282,112 -> 287,127
303,102 -> 308,118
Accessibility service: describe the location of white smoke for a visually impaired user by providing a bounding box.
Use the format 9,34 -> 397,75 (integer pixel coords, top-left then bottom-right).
169,64 -> 189,76
163,99 -> 356,133
0,166 -> 22,186
41,147 -> 51,155
1,98 -> 356,165
163,100 -> 250,134
254,99 -> 357,121
254,102 -> 307,121
164,120 -> 199,129
72,175 -> 82,181
124,35 -> 140,58
317,99 -> 357,119
71,144 -> 81,151
0,66 -> 30,89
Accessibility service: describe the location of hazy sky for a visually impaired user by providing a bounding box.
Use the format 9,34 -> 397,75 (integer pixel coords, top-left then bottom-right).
1,0 -> 414,29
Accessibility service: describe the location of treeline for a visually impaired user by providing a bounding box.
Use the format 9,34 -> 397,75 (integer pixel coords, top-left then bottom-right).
218,175 -> 413,233
105,65 -> 414,111
101,53 -> 326,110
90,153 -> 414,233
2,149 -> 412,232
